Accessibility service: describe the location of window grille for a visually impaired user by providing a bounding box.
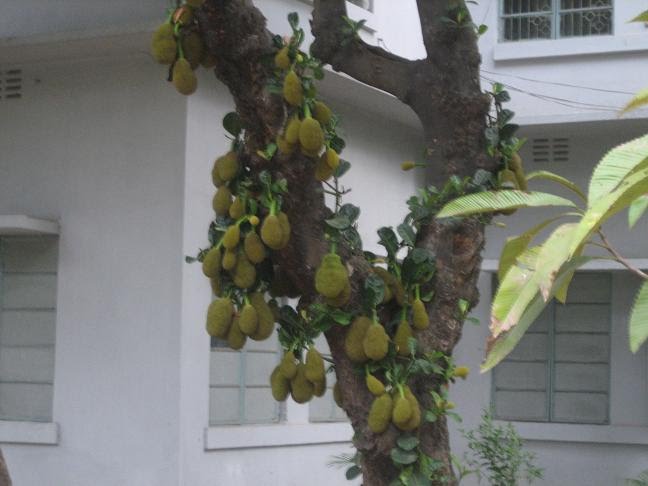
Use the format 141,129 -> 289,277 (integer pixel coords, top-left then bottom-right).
0,236 -> 58,422
501,0 -> 613,41
492,272 -> 611,424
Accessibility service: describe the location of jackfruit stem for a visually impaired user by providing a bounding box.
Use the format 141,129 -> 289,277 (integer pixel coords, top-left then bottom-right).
330,241 -> 338,254
372,310 -> 378,325
415,285 -> 421,301
304,104 -> 312,119
174,25 -> 184,59
244,295 -> 250,305
400,307 -> 408,321
397,384 -> 405,399
269,200 -> 278,216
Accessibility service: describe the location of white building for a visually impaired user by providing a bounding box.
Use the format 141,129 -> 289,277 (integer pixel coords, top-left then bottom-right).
1,1 -> 647,484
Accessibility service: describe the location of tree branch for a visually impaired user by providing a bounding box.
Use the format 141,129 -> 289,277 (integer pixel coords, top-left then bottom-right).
311,0 -> 414,102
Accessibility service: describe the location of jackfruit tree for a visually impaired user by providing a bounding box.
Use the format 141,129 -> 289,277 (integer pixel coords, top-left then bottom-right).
152,1 -> 513,484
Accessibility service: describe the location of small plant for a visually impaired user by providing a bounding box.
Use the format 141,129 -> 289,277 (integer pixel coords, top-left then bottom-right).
462,410 -> 543,486
626,469 -> 648,486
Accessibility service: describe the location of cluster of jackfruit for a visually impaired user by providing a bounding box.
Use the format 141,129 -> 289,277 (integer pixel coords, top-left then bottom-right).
260,211 -> 291,250
270,346 -> 327,403
205,293 -> 276,349
367,384 -> 422,433
315,253 -> 350,307
344,316 -> 390,362
372,266 -> 406,307
151,1 -> 215,96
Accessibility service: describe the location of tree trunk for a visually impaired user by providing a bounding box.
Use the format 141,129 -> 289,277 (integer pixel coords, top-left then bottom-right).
196,1 -> 495,484
0,449 -> 11,486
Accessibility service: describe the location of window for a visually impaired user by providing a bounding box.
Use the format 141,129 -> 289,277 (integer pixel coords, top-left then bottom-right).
348,0 -> 372,12
492,272 -> 611,424
0,236 -> 58,423
209,336 -> 282,425
501,0 -> 613,42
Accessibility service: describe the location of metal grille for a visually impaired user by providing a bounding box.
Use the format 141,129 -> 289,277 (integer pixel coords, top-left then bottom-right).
501,0 -> 612,41
0,69 -> 22,100
531,137 -> 569,163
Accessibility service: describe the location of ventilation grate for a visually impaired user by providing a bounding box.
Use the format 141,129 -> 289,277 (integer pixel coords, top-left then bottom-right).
0,69 -> 23,100
531,137 -> 569,163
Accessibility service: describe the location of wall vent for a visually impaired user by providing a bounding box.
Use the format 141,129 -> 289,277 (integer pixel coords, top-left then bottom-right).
531,137 -> 569,163
0,69 -> 22,100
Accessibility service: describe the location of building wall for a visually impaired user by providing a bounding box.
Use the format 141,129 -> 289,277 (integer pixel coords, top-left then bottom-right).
0,56 -> 186,485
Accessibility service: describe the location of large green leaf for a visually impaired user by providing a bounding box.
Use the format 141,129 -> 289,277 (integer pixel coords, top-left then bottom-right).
621,89 -> 648,115
483,257 -> 592,371
631,10 -> 648,22
629,281 -> 648,353
534,223 -> 578,301
570,166 -> 648,258
629,194 -> 648,228
588,134 -> 648,205
437,190 -> 576,218
526,170 -> 587,201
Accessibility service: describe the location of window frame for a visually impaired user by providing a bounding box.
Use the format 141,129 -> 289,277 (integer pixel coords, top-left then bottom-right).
499,0 -> 614,43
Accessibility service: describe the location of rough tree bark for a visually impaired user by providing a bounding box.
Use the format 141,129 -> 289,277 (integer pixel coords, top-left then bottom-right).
196,1 -> 495,484
0,449 -> 11,486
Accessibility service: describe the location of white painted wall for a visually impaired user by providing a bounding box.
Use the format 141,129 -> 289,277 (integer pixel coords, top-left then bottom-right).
0,56 -> 186,485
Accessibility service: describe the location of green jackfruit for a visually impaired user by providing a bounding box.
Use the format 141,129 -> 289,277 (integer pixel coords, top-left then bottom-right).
315,253 -> 349,299
368,394 -> 393,434
510,153 -> 528,190
315,154 -> 334,182
277,212 -> 291,248
274,46 -> 291,70
151,24 -> 177,64
325,280 -> 350,308
201,246 -> 221,278
260,214 -> 283,250
285,117 -> 301,144
373,267 -> 394,303
218,152 -> 239,182
412,298 -> 429,330
301,145 -> 321,158
283,70 -> 303,106
304,346 -> 325,383
279,351 -> 298,379
392,395 -> 413,427
206,298 -> 233,338
299,118 -> 324,153
222,248 -> 237,271
362,323 -> 389,361
499,169 -> 519,190
290,364 -> 314,404
244,231 -> 266,264
313,101 -> 332,125
324,148 -> 340,170
453,366 -> 470,380
227,317 -> 247,350
212,186 -> 232,216
222,225 -> 240,250
249,293 -> 274,341
312,377 -> 326,397
270,366 -> 290,401
232,254 -> 256,289
333,382 -> 343,408
276,136 -> 295,155
344,316 -> 371,363
398,387 -> 421,431
394,319 -> 413,357
366,374 -> 385,396
229,197 -> 245,220
172,58 -> 197,95
210,277 -> 222,297
182,32 -> 203,69
211,158 -> 224,187
238,304 -> 259,336
401,161 -> 416,171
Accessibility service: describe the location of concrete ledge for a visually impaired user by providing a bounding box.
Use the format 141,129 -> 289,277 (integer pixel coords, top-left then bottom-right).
0,215 -> 59,236
204,422 -> 352,450
494,34 -> 648,62
505,421 -> 648,446
0,421 -> 59,445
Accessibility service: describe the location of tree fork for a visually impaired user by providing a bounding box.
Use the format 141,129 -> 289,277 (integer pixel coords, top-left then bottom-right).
196,1 -> 494,484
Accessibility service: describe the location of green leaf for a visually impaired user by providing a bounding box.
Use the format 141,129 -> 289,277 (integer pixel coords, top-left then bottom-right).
401,248 -> 435,286
397,223 -> 416,247
397,436 -> 420,451
588,133 -> 648,204
287,12 -> 299,30
222,112 -> 243,137
345,465 -> 362,480
477,24 -> 488,35
437,190 -> 576,218
631,10 -> 648,22
377,227 -> 399,257
339,203 -> 360,224
621,88 -> 648,115
629,194 -> 648,228
629,281 -> 648,353
363,273 -> 385,309
526,170 -> 587,201
325,215 -> 351,230
334,159 -> 351,178
483,257 -> 593,371
533,223 -> 578,301
390,448 -> 418,465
